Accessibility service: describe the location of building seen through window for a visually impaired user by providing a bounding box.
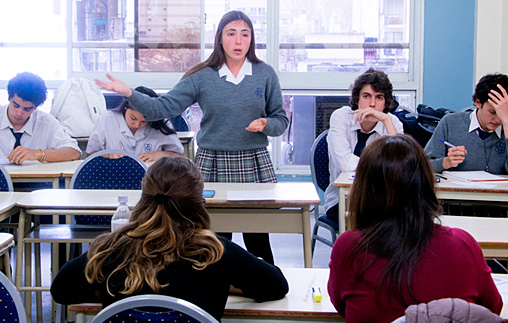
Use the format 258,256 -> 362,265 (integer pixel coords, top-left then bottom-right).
0,0 -> 413,171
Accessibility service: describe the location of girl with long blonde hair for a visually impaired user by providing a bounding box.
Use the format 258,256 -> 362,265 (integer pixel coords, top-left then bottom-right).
52,157 -> 288,320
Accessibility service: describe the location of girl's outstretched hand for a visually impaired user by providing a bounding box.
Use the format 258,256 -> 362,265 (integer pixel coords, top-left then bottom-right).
95,74 -> 132,97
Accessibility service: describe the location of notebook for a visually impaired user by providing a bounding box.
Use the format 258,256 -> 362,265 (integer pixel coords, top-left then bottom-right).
442,171 -> 508,182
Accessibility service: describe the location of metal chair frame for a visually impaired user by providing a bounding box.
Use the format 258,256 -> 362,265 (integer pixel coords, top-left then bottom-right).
0,270 -> 27,323
309,130 -> 338,256
90,294 -> 218,323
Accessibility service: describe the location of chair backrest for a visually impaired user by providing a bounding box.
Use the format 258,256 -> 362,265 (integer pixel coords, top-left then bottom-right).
90,294 -> 219,323
0,271 -> 27,323
0,164 -> 13,192
70,149 -> 148,225
103,92 -> 125,110
310,129 -> 330,193
170,114 -> 190,131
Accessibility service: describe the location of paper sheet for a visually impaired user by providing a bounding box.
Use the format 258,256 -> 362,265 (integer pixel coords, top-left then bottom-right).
449,181 -> 496,189
443,171 -> 508,182
227,190 -> 276,201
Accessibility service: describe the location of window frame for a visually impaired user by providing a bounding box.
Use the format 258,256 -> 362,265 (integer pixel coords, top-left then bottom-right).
0,0 -> 423,173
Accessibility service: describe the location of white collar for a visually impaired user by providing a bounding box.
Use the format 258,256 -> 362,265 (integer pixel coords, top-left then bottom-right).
218,58 -> 252,85
468,108 -> 502,138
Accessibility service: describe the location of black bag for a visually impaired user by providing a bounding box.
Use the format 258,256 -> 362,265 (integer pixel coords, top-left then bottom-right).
416,104 -> 454,134
393,104 -> 455,148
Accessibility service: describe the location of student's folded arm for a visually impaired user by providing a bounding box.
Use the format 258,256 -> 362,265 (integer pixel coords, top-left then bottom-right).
328,110 -> 358,172
51,253 -> 100,305
224,240 -> 289,301
393,114 -> 404,134
46,147 -> 81,162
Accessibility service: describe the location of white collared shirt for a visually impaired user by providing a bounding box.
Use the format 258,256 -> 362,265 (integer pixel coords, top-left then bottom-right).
0,104 -> 81,158
218,58 -> 252,85
86,110 -> 184,155
468,108 -> 502,138
323,106 -> 404,211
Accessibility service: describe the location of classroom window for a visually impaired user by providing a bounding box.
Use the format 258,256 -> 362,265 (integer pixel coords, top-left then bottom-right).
0,0 -> 419,173
278,0 -> 410,74
273,91 -> 415,172
0,0 -> 67,81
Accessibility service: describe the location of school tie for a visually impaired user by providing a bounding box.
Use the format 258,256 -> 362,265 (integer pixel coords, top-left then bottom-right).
354,131 -> 373,157
9,128 -> 23,149
478,129 -> 492,140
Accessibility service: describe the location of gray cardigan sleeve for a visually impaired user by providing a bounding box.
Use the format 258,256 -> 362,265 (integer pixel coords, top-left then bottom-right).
261,68 -> 288,137
127,76 -> 198,122
424,117 -> 449,173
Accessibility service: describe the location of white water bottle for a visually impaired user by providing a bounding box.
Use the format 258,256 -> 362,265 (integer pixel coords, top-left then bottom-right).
111,195 -> 131,232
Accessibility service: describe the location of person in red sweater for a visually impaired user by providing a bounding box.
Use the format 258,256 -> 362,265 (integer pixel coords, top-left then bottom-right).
327,134 -> 502,323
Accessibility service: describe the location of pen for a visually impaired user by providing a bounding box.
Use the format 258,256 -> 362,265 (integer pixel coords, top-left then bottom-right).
439,139 -> 456,148
436,173 -> 447,180
312,286 -> 322,302
119,141 -> 125,150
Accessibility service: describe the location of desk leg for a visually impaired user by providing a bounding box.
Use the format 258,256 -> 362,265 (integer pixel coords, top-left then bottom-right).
302,208 -> 313,268
65,177 -> 71,189
15,209 -> 27,290
24,241 -> 32,319
338,188 -> 347,234
35,243 -> 42,322
189,139 -> 195,161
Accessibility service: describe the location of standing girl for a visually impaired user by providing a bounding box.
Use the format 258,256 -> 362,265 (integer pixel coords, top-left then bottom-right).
96,11 -> 288,264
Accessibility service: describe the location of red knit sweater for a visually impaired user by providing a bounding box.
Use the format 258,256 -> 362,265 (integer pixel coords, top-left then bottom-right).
328,224 -> 503,323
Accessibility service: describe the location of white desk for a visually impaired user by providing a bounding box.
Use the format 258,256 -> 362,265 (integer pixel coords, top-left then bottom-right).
14,182 -> 319,311
4,133 -> 195,191
5,160 -> 81,189
15,183 -> 319,267
0,191 -> 26,221
68,268 -> 343,323
335,171 -> 508,234
439,215 -> 508,259
64,271 -> 508,322
493,274 -> 508,318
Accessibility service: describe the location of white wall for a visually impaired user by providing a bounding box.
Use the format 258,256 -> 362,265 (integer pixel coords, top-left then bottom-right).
475,0 -> 508,83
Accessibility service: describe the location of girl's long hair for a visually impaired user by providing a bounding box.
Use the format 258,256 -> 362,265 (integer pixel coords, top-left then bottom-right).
183,10 -> 262,79
346,134 -> 441,303
85,157 -> 223,296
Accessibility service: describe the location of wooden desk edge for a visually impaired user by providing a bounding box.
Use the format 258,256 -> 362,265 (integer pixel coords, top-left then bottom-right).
68,304 -> 342,320
223,309 -> 341,319
10,174 -> 62,178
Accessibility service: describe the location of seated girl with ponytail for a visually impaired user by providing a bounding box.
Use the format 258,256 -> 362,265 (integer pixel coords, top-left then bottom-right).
51,156 -> 288,321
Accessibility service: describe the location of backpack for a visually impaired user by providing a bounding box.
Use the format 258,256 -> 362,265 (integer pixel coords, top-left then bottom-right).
393,104 -> 455,148
51,77 -> 107,137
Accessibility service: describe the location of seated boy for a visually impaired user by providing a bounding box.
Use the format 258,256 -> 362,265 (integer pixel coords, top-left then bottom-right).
323,68 -> 404,228
425,73 -> 508,174
0,72 -> 81,164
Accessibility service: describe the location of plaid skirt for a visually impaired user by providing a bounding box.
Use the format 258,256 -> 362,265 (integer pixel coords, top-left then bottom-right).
195,147 -> 277,183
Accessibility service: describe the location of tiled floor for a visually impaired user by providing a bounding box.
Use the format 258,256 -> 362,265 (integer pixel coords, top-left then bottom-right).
12,213 -> 335,322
